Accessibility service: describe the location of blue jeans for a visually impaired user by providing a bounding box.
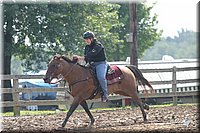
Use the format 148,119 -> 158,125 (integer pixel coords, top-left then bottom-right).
92,61 -> 108,97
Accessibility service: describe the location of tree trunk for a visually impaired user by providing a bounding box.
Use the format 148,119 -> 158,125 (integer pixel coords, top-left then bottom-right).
2,6 -> 14,112
2,34 -> 13,112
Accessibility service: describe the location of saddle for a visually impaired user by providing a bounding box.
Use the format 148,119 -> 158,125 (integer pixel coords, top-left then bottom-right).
88,65 -> 124,99
106,65 -> 124,84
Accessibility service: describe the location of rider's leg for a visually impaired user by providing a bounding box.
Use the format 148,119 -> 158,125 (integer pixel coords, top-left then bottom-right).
95,63 -> 108,102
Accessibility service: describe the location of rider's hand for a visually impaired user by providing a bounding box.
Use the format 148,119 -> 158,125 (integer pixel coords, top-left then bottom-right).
73,55 -> 84,60
84,63 -> 90,67
72,55 -> 79,62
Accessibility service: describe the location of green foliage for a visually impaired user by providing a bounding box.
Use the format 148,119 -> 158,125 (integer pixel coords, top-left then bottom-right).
141,29 -> 197,60
71,2 -> 123,61
1,110 -> 55,117
110,2 -> 162,61
4,1 -> 161,72
137,3 -> 162,58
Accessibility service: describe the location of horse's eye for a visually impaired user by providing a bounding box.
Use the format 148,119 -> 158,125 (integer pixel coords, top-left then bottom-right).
48,64 -> 58,68
52,64 -> 58,68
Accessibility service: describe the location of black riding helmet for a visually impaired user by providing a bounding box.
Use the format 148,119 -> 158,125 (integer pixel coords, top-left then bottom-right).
83,31 -> 95,39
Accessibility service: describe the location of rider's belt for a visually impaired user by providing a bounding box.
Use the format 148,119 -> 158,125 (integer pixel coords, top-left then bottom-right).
89,61 -> 106,65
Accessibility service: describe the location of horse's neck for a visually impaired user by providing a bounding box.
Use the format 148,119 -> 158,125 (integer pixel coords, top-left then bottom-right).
62,63 -> 87,83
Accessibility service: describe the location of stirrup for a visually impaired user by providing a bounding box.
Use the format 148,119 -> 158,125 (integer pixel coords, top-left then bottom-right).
107,69 -> 115,75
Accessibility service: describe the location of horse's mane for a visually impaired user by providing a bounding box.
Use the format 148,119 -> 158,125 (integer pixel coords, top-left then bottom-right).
52,54 -> 73,63
54,54 -> 88,68
61,55 -> 76,64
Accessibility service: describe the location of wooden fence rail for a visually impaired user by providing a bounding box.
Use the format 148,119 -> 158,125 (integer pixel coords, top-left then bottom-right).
0,66 -> 199,116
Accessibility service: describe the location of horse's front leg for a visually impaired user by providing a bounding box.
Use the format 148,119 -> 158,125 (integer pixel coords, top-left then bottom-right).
80,100 -> 95,127
61,97 -> 81,128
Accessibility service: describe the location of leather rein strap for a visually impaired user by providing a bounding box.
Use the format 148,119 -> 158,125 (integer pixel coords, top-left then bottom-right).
64,63 -> 94,92
68,77 -> 92,86
62,63 -> 97,99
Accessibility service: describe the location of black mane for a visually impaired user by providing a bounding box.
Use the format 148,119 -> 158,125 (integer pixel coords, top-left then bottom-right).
60,55 -> 87,68
62,55 -> 89,68
61,56 -> 77,64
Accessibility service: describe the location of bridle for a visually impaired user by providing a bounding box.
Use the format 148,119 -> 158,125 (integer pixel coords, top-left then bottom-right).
48,57 -> 95,97
48,57 -> 77,84
51,62 -> 77,84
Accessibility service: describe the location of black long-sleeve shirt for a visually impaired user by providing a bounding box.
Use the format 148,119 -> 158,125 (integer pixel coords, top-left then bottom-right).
84,39 -> 107,63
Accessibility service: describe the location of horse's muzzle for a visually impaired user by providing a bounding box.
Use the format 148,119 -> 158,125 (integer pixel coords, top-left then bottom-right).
43,76 -> 51,83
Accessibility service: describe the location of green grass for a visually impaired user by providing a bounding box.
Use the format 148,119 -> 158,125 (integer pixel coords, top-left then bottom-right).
1,103 -> 198,117
1,110 -> 56,117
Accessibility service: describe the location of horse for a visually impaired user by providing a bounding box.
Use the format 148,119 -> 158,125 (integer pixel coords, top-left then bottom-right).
43,54 -> 153,128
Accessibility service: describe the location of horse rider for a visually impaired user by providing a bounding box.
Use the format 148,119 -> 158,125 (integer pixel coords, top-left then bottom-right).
74,31 -> 109,102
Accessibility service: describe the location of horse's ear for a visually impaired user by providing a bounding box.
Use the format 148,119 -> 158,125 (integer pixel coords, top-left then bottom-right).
54,54 -> 61,60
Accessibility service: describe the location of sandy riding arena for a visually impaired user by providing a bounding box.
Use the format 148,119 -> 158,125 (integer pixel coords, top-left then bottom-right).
1,104 -> 199,133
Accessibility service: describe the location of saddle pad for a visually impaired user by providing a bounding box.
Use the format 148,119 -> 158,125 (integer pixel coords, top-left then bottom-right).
106,65 -> 123,82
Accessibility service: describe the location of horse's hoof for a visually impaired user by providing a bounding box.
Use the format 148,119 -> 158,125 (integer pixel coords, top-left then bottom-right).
57,127 -> 64,130
144,120 -> 148,124
87,122 -> 94,128
87,120 -> 95,129
61,122 -> 66,128
143,103 -> 149,110
86,125 -> 92,130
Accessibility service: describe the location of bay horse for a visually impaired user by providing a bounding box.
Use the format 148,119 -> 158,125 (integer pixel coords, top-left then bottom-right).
43,54 -> 153,128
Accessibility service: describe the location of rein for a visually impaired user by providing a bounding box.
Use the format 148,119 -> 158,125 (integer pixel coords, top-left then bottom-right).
68,76 -> 96,99
69,77 -> 92,86
62,63 -> 78,78
62,62 -> 93,88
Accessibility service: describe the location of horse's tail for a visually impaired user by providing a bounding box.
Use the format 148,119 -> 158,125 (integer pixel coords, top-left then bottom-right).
126,65 -> 153,90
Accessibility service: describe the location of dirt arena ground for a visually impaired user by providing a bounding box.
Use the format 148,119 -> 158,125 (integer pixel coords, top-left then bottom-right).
1,104 -> 199,133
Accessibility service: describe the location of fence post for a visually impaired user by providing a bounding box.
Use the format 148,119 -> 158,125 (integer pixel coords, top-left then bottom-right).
122,98 -> 126,107
172,66 -> 177,106
13,78 -> 20,116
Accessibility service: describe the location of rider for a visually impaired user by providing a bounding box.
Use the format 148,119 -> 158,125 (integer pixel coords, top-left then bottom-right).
74,31 -> 109,102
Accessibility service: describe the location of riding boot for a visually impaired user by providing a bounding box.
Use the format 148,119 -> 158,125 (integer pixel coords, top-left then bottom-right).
101,88 -> 108,102
98,85 -> 108,102
102,95 -> 108,102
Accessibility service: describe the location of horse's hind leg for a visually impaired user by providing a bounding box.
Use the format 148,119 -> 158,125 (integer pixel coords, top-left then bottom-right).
80,100 -> 95,127
131,95 -> 148,122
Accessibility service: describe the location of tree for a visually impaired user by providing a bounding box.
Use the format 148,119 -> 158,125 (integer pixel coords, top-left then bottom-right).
141,29 -> 197,60
113,2 -> 162,61
3,2 -> 121,71
3,2 -> 161,74
78,2 -> 123,61
2,2 -> 121,110
2,1 -> 161,111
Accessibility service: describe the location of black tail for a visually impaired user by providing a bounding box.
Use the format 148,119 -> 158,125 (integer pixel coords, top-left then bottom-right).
126,65 -> 153,90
